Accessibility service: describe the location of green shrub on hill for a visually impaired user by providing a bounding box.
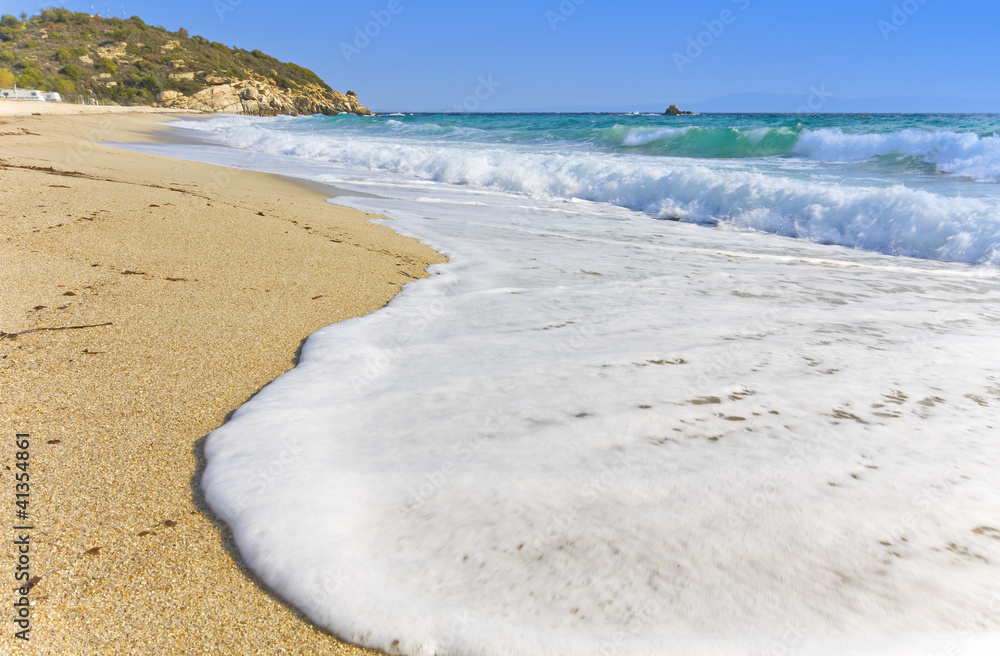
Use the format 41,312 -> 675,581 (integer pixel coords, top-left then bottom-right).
5,11 -> 338,104
59,64 -> 84,80
0,14 -> 21,42
17,66 -> 51,90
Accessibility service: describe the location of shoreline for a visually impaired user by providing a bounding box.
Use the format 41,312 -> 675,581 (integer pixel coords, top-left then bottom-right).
117,110 -> 1000,655
1,108 -> 444,654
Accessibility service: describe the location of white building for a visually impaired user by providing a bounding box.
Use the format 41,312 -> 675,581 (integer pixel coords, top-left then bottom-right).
0,88 -> 62,102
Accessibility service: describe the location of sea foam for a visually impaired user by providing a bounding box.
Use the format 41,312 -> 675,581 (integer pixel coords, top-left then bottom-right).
109,117 -> 1000,654
176,135 -> 1000,655
172,117 -> 1000,265
794,127 -> 1000,181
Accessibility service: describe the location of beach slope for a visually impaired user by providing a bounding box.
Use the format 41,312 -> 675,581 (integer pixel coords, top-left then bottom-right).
0,107 -> 443,654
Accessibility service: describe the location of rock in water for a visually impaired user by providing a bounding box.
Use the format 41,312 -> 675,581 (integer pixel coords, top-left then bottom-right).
664,104 -> 694,115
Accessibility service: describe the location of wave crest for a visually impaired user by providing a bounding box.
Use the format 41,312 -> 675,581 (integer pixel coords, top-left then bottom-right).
794,128 -> 1000,181
176,117 -> 1000,265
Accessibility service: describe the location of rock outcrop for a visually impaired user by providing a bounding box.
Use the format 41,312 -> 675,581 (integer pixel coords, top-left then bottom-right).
156,77 -> 372,117
664,104 -> 694,116
155,90 -> 180,102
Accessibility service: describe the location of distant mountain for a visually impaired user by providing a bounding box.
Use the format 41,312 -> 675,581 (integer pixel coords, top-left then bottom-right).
501,93 -> 997,114
681,92 -> 997,114
0,9 -> 370,115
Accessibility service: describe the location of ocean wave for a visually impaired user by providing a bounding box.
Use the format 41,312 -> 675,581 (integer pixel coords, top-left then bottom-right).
177,118 -> 1000,265
179,115 -> 1000,181
620,127 -> 691,146
612,125 -> 803,158
794,128 -> 1000,181
609,125 -> 1000,180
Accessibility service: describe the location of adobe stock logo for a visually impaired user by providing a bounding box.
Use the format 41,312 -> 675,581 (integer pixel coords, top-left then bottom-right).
877,0 -> 929,41
340,0 -> 408,64
453,75 -> 501,112
545,0 -> 587,31
796,85 -> 834,114
672,0 -> 751,74
213,0 -> 243,22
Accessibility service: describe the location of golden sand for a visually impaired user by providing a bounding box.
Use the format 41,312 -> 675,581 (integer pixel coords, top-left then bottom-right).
0,107 -> 445,654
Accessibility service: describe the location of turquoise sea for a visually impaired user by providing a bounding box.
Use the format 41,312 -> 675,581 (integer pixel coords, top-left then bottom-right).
172,111 -> 1000,264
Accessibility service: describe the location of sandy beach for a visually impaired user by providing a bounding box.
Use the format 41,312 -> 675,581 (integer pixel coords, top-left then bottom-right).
1,102 -> 444,654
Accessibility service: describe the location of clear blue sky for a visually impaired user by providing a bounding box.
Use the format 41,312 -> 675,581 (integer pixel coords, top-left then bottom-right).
6,0 -> 998,111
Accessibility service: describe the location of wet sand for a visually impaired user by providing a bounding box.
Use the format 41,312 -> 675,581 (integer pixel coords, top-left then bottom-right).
0,106 -> 444,654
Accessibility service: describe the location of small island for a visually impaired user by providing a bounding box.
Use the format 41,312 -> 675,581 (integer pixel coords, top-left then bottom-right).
664,104 -> 694,115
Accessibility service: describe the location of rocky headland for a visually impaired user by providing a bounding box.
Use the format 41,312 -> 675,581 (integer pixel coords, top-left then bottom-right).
1,10 -> 371,116
156,77 -> 371,117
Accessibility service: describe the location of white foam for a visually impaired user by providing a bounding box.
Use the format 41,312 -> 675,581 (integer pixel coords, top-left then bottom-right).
180,140 -> 1000,655
794,128 -> 1000,181
168,117 -> 1000,266
621,127 -> 690,146
746,126 -> 771,144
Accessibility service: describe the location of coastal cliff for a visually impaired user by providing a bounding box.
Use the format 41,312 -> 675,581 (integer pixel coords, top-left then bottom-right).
156,78 -> 371,117
0,9 -> 371,116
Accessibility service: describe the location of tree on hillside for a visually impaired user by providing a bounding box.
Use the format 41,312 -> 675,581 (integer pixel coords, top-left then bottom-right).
0,15 -> 20,42
0,67 -> 15,88
59,64 -> 83,80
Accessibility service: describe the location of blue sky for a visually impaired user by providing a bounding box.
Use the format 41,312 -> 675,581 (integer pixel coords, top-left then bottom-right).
5,0 -> 998,111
